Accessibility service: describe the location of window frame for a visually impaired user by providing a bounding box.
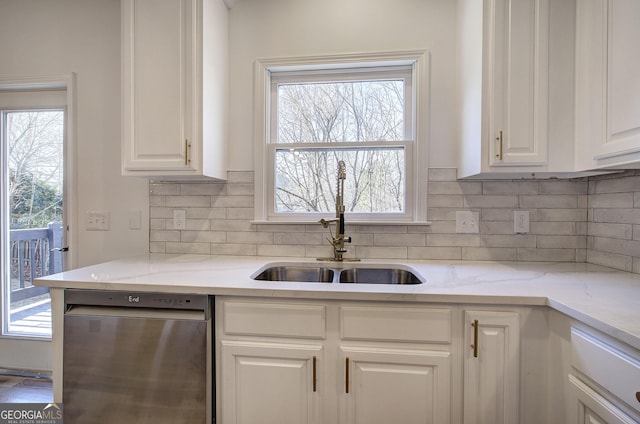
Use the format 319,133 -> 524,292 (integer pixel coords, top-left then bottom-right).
254,51 -> 430,224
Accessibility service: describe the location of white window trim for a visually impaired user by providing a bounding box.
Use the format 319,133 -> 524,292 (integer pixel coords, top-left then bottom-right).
253,51 -> 430,224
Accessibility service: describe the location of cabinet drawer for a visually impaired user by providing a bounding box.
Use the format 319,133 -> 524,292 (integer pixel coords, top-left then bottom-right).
222,301 -> 326,339
340,305 -> 451,343
571,328 -> 640,413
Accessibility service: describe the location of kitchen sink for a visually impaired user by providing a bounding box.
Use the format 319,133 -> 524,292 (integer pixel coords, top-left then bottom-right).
338,267 -> 422,285
252,264 -> 424,285
253,266 -> 335,283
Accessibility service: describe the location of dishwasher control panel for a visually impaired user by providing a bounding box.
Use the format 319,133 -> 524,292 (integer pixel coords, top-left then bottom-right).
64,289 -> 208,311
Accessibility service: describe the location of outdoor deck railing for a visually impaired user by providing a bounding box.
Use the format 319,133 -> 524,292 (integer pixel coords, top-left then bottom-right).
9,222 -> 63,303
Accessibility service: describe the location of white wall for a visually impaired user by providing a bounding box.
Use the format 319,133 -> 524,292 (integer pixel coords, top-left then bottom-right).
228,0 -> 459,170
0,0 -> 149,267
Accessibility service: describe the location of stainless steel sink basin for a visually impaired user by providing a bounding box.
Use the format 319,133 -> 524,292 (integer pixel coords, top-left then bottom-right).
253,264 -> 424,285
338,267 -> 423,285
253,266 -> 334,283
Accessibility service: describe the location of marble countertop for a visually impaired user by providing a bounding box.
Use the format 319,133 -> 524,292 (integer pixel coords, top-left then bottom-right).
36,254 -> 640,350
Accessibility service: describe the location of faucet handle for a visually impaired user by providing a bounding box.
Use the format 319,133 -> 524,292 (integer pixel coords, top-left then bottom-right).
344,236 -> 352,244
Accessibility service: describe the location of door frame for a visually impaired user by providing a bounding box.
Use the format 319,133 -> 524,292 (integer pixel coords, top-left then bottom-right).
0,73 -> 76,371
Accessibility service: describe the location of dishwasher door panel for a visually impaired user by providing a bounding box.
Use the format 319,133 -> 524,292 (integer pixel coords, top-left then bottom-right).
63,313 -> 208,424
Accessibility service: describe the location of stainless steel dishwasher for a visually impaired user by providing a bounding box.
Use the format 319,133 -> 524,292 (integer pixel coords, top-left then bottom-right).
63,290 -> 213,423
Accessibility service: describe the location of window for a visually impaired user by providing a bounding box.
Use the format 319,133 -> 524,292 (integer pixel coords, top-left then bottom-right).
254,51 -> 429,223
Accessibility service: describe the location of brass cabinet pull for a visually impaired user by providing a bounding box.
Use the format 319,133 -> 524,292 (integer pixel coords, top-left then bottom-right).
345,357 -> 350,394
636,391 -> 640,403
496,130 -> 503,160
312,356 -> 317,392
471,320 -> 479,358
185,139 -> 191,165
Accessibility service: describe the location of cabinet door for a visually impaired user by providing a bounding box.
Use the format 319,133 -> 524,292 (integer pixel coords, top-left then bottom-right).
463,310 -> 520,424
489,0 -> 549,167
569,375 -> 638,424
575,0 -> 640,168
122,0 -> 197,173
339,346 -> 450,424
220,340 -> 322,424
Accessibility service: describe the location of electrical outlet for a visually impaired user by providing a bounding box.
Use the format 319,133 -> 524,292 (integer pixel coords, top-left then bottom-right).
456,211 -> 479,233
514,210 -> 530,233
173,209 -> 186,230
86,211 -> 110,231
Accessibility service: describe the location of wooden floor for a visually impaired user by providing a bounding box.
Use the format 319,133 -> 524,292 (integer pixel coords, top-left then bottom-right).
0,374 -> 53,403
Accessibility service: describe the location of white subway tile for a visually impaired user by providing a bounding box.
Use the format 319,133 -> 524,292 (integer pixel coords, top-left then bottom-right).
483,181 -> 538,195
463,195 -> 518,208
166,242 -> 210,255
257,244 -> 307,257
227,183 -> 254,196
374,233 -> 425,247
355,246 -> 407,259
428,181 -> 482,195
537,235 -> 586,249
520,195 -> 578,208
228,232 -> 274,244
462,247 -> 517,261
212,195 -> 253,208
593,208 -> 640,225
180,183 -> 226,196
588,222 -> 632,240
166,196 -> 211,208
211,219 -> 254,231
539,180 -> 587,195
149,183 -> 180,195
408,246 -> 461,260
150,230 -> 180,242
517,248 -> 576,262
588,192 -> 634,208
274,232 -> 323,245
427,234 -> 480,247
480,235 -> 536,248
211,243 -> 257,256
586,250 -> 632,272
181,231 -> 226,243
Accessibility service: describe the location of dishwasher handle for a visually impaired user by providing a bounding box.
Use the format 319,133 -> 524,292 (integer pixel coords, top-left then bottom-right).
65,305 -> 208,321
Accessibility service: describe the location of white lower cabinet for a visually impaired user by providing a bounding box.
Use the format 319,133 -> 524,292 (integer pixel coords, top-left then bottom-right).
567,328 -> 640,424
569,375 -> 637,424
220,341 -> 323,424
339,346 -> 450,424
216,298 -> 537,424
463,310 -> 520,424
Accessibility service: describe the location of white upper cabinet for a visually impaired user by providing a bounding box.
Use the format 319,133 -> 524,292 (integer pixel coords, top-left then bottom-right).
458,0 -> 552,178
575,0 -> 640,170
122,0 -> 228,179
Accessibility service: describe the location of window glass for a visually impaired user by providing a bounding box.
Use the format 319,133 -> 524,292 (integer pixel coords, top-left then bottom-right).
275,147 -> 405,214
277,79 -> 406,143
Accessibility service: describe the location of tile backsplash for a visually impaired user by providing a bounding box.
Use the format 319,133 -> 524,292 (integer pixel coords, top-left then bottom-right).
149,168 -> 640,274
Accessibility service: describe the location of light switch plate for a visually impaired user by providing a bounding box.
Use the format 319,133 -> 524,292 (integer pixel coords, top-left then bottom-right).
456,211 -> 479,233
86,211 -> 110,231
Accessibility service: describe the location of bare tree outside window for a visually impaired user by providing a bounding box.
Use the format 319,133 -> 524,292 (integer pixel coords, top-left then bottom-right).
7,110 -> 64,229
274,79 -> 407,214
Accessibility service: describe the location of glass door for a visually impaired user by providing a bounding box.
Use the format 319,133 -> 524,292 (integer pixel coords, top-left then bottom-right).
0,84 -> 70,372
1,108 -> 64,339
